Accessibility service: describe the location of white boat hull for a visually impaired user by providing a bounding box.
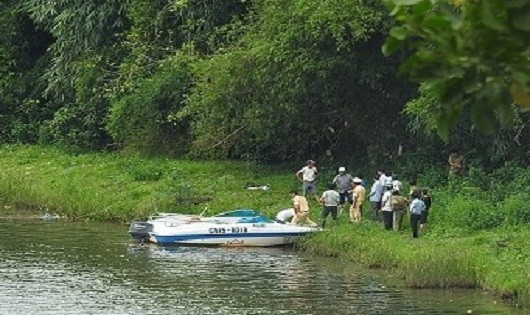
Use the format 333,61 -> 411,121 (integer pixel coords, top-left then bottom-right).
149,222 -> 317,247
129,209 -> 320,247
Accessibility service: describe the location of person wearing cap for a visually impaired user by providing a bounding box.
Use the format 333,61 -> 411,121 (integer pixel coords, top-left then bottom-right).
296,160 -> 319,202
332,166 -> 354,213
349,177 -> 365,223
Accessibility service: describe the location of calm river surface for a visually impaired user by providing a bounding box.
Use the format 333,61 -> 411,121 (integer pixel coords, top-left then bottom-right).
0,216 -> 526,315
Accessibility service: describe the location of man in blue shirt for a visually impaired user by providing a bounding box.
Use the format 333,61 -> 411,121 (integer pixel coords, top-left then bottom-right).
369,175 -> 383,221
409,191 -> 426,238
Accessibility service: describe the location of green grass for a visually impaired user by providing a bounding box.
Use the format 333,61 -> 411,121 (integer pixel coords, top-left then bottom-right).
300,223 -> 530,309
0,144 -> 528,309
0,144 -> 299,221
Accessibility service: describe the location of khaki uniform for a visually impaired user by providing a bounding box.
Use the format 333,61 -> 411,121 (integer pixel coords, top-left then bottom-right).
349,185 -> 366,223
291,195 -> 317,226
448,153 -> 465,174
392,195 -> 409,231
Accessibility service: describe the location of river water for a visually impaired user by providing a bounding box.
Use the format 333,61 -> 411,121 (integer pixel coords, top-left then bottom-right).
0,217 -> 526,315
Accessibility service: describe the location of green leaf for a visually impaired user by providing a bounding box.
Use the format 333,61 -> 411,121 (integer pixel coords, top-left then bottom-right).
389,26 -> 409,40
422,15 -> 452,31
382,35 -> 403,56
436,104 -> 462,140
481,0 -> 508,31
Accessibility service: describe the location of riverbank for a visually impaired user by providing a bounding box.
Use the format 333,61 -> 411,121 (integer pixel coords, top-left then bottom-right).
0,144 -> 528,309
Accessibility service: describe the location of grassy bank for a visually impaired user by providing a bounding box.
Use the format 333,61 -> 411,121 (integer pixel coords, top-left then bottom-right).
0,145 -> 297,221
0,144 -> 528,309
301,224 -> 529,309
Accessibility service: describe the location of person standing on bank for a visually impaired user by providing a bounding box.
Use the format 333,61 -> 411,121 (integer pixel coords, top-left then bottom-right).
381,184 -> 394,230
392,175 -> 403,193
332,167 -> 354,213
290,190 -> 318,227
391,190 -> 409,231
320,183 -> 340,228
420,188 -> 432,231
448,147 -> 465,177
349,177 -> 366,223
369,175 -> 383,221
409,190 -> 426,238
296,160 -> 319,202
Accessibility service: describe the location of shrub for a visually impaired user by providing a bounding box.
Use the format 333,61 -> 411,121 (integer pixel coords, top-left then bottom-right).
500,195 -> 530,227
435,197 -> 502,231
106,57 -> 193,156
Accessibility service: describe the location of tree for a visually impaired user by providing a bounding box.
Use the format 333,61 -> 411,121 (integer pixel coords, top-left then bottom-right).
183,0 -> 414,163
383,0 -> 530,139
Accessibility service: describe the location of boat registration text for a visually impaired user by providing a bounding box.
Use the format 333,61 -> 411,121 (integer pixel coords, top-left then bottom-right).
209,227 -> 248,234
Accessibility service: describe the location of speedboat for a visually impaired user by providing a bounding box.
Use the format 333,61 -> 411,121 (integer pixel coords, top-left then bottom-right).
128,209 -> 319,247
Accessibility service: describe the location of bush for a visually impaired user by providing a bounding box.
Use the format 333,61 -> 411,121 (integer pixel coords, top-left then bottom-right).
500,195 -> 530,227
106,57 -> 193,156
433,196 -> 502,231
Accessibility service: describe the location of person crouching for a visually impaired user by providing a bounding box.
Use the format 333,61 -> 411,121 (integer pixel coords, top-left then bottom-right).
290,190 -> 318,227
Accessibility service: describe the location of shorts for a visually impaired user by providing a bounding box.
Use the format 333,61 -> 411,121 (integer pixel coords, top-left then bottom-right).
303,181 -> 317,195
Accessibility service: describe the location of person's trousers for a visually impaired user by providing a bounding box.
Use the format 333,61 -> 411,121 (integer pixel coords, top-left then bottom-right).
321,206 -> 338,228
370,201 -> 381,220
349,205 -> 362,222
382,211 -> 393,230
393,210 -> 405,231
339,192 -> 353,205
410,213 -> 422,238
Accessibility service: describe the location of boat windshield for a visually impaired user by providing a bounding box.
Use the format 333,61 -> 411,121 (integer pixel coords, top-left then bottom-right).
236,216 -> 272,223
213,209 -> 260,217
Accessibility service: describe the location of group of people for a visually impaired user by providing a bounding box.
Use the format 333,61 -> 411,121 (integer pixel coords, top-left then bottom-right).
277,160 -> 433,238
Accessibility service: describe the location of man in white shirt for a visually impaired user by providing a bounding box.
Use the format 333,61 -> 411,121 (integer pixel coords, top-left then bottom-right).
320,183 -> 340,228
296,160 -> 319,202
275,208 -> 296,224
381,184 -> 394,230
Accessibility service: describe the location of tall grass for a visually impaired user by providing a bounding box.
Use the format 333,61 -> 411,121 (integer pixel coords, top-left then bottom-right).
0,144 -> 294,221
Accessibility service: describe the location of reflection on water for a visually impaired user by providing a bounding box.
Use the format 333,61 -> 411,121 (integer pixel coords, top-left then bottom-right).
0,218 -> 525,315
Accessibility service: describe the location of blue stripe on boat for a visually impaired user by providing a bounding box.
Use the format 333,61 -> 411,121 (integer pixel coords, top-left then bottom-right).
153,232 -> 310,244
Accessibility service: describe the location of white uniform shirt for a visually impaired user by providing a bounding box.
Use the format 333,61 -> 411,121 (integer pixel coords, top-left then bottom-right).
298,166 -> 318,182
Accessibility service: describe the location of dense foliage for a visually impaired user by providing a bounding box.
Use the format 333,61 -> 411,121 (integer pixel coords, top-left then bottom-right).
0,0 -> 528,167
384,0 -> 530,138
